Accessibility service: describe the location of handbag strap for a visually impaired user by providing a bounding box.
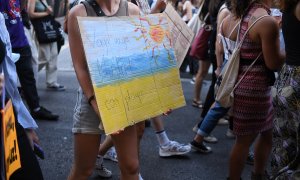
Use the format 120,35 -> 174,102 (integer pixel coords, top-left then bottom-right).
197,0 -> 205,17
85,0 -> 106,17
38,0 -> 50,12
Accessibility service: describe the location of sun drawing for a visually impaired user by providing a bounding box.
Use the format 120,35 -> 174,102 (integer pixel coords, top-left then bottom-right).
131,15 -> 174,64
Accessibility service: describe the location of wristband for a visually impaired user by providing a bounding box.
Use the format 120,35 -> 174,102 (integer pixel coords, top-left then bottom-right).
88,95 -> 95,105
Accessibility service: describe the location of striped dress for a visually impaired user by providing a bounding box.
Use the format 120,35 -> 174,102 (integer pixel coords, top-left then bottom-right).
232,3 -> 274,136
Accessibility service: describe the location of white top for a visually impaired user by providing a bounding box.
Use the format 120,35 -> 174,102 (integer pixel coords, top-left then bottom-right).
218,18 -> 239,62
182,0 -> 194,22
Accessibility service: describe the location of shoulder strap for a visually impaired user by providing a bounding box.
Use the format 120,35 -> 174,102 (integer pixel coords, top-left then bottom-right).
83,0 -> 106,17
228,21 -> 240,38
237,15 -> 270,49
231,15 -> 270,93
220,18 -> 240,55
196,0 -> 205,17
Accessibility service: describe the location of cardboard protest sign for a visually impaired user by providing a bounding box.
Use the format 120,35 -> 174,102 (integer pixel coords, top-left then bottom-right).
78,14 -> 185,134
163,4 -> 194,67
1,100 -> 21,180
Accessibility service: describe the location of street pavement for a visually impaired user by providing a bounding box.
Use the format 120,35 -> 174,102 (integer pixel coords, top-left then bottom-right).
33,42 -> 252,180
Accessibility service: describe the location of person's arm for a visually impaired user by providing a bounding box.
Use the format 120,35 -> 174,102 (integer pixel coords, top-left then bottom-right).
27,0 -> 53,18
182,1 -> 190,16
295,1 -> 300,21
128,1 -> 142,15
258,16 -> 285,70
150,0 -> 166,14
68,5 -> 101,115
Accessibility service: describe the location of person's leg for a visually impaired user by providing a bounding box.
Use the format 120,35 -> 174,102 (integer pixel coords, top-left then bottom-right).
111,125 -> 139,180
196,102 -> 229,138
152,116 -> 169,146
68,134 -> 101,180
190,102 -> 228,152
229,134 -> 257,180
45,42 -> 58,86
13,46 -> 40,111
201,59 -> 217,118
151,116 -> 191,157
99,136 -> 118,163
253,129 -> 273,175
23,27 -> 39,83
10,122 -> 44,180
135,121 -> 145,156
193,60 -> 210,106
98,135 -> 114,156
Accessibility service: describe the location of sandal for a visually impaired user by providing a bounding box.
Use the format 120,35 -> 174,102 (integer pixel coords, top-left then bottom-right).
192,100 -> 203,108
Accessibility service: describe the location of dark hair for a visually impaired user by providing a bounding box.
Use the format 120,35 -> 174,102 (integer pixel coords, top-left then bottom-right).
225,0 -> 232,11
280,0 -> 300,12
209,0 -> 223,14
231,0 -> 256,18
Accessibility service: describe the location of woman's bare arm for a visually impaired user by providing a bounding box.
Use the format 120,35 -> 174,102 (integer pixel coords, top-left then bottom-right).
128,2 -> 141,15
258,16 -> 285,70
67,4 -> 101,113
27,0 -> 52,18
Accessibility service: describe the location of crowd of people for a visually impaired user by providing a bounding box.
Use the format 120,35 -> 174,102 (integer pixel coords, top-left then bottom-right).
0,0 -> 299,179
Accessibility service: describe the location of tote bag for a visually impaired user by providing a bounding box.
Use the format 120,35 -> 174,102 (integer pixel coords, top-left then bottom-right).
187,0 -> 205,39
215,15 -> 269,108
30,0 -> 63,44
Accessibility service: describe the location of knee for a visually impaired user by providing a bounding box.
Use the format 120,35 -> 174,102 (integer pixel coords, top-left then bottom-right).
69,164 -> 95,179
119,158 -> 139,176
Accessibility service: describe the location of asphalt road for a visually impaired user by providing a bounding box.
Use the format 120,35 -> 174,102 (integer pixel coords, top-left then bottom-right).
32,43 -> 252,180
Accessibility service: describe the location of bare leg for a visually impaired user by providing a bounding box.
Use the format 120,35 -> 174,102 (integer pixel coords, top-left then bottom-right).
98,135 -> 113,156
111,125 -> 139,180
151,116 -> 164,132
253,129 -> 273,175
135,121 -> 145,156
229,134 -> 257,180
194,60 -> 210,102
194,134 -> 204,143
68,134 -> 101,180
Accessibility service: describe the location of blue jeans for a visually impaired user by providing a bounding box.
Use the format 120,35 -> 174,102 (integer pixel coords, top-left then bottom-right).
197,102 -> 230,137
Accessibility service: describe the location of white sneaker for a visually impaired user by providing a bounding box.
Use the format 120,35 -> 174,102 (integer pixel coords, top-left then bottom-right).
218,118 -> 229,125
139,173 -> 144,180
95,162 -> 112,178
159,141 -> 191,157
203,134 -> 218,143
226,129 -> 235,139
104,147 -> 118,162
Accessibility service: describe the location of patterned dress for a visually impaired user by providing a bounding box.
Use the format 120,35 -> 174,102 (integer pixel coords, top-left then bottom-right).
271,7 -> 300,179
232,3 -> 274,136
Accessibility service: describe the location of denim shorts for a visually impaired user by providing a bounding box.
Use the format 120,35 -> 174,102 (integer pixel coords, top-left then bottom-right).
72,88 -> 104,134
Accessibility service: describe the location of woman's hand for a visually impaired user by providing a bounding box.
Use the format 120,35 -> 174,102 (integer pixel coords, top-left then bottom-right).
25,129 -> 40,150
46,6 -> 53,15
215,67 -> 221,77
163,109 -> 172,116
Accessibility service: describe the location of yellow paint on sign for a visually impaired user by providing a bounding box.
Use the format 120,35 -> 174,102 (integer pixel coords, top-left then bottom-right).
1,100 -> 21,180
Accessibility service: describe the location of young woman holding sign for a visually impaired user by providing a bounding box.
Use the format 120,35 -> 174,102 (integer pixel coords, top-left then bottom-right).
67,0 -> 142,179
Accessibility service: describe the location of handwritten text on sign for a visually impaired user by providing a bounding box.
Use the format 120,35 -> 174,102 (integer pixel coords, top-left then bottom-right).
2,100 -> 21,180
163,4 -> 194,67
78,14 -> 186,134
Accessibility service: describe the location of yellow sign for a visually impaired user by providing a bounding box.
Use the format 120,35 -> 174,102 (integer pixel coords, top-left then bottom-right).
1,100 -> 21,180
78,14 -> 186,134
